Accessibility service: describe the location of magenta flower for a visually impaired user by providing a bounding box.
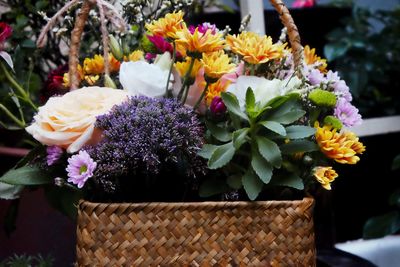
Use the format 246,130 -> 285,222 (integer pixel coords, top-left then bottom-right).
210,96 -> 227,115
293,0 -> 316,8
66,150 -> 97,188
334,98 -> 362,127
147,35 -> 173,54
189,23 -> 217,35
0,22 -> 12,45
46,145 -> 63,166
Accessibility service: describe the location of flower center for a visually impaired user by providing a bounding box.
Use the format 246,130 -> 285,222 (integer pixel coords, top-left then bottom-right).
79,165 -> 88,174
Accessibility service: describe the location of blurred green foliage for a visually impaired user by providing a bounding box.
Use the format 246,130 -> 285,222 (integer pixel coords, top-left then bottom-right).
0,254 -> 54,267
324,6 -> 400,117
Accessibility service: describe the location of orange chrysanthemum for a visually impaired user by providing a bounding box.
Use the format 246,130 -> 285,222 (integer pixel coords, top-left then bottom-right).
83,54 -> 121,75
315,122 -> 366,164
145,11 -> 185,40
226,32 -> 285,65
175,57 -> 203,79
201,51 -> 236,80
313,166 -> 338,190
304,45 -> 327,73
205,79 -> 231,105
125,50 -> 144,62
62,64 -> 84,88
175,25 -> 225,56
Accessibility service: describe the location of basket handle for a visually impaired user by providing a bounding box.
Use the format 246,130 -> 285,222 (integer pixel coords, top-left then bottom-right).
269,0 -> 304,78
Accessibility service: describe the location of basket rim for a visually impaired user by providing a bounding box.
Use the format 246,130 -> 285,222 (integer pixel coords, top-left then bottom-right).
78,197 -> 314,209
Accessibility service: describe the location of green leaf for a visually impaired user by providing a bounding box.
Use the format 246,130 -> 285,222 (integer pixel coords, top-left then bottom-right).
269,110 -> 306,125
0,182 -> 23,200
264,95 -> 290,109
206,121 -> 232,142
21,39 -> 36,48
259,121 -> 286,136
221,92 -> 248,121
199,178 -> 230,197
45,186 -> 83,219
232,128 -> 249,149
270,173 -> 304,190
227,175 -> 242,190
242,170 -> 263,200
280,140 -> 319,154
208,142 -> 235,169
363,211 -> 400,239
0,166 -> 52,185
255,137 -> 282,168
198,144 -> 218,159
285,125 -> 316,139
251,150 -> 273,184
324,41 -> 350,61
245,87 -> 256,115
392,154 -> 400,171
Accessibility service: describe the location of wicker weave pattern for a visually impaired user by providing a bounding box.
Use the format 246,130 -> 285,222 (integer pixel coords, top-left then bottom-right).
76,198 -> 316,266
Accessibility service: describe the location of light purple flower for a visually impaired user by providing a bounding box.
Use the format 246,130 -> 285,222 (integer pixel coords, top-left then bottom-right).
334,98 -> 362,127
326,70 -> 340,83
308,69 -> 325,85
66,150 -> 97,188
46,145 -> 63,166
333,80 -> 352,102
189,22 -> 217,35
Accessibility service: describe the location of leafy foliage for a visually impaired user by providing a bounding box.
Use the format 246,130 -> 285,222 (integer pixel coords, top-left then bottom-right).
199,89 -> 317,200
324,6 -> 400,116
0,254 -> 54,267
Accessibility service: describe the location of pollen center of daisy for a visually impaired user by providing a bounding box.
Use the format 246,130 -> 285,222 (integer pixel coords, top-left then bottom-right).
79,165 -> 88,174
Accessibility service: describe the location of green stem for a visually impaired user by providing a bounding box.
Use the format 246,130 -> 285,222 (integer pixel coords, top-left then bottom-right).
177,57 -> 196,100
250,64 -> 256,76
193,82 -> 210,111
0,104 -> 25,128
0,63 -> 38,111
181,83 -> 190,104
165,41 -> 176,97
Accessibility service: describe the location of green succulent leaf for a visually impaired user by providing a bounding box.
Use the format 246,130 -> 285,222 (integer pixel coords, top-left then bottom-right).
232,128 -> 250,150
221,92 -> 248,121
206,121 -> 232,142
0,166 -> 52,185
198,144 -> 219,160
208,142 -> 235,169
255,137 -> 282,168
245,87 -> 256,115
251,150 -> 273,184
242,170 -> 263,200
280,140 -> 319,154
270,172 -> 304,190
285,125 -> 316,139
199,178 -> 230,197
259,121 -> 286,136
269,110 -> 306,125
227,174 -> 242,190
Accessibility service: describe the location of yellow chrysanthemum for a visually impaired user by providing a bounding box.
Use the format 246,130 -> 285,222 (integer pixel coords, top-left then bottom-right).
201,51 -> 236,80
145,11 -> 185,40
313,166 -> 338,190
83,54 -> 121,75
205,79 -> 231,105
175,57 -> 203,79
62,64 -> 84,88
304,45 -> 327,73
126,50 -> 144,62
175,25 -> 225,56
226,31 -> 285,65
84,75 -> 100,86
315,122 -> 366,164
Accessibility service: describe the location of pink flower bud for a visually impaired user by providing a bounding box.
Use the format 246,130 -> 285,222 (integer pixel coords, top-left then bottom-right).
210,96 -> 226,115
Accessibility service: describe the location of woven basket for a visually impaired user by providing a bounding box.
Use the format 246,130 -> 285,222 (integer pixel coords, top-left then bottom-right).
76,198 -> 316,266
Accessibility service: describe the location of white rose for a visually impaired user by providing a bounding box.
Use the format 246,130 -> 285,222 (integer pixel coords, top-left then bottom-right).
26,87 -> 128,153
119,52 -> 173,98
227,75 -> 302,110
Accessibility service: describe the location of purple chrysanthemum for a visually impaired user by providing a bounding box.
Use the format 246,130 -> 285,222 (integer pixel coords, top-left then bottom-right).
325,71 -> 352,102
334,98 -> 362,127
308,69 -> 325,85
46,145 -> 63,166
66,150 -> 97,188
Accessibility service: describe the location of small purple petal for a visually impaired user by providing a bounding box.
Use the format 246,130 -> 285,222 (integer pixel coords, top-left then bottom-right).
66,150 -> 97,188
46,145 -> 63,166
334,98 -> 362,127
308,69 -> 325,85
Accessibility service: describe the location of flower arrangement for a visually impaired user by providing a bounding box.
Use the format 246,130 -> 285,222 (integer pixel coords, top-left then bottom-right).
0,5 -> 365,208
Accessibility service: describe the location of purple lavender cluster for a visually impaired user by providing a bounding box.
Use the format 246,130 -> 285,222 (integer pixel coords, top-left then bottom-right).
85,96 -> 206,191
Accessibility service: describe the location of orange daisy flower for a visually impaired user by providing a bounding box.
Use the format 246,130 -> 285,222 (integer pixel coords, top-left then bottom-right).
304,45 -> 327,73
83,54 -> 121,75
313,166 -> 338,190
201,51 -> 236,80
226,31 -> 285,65
145,11 -> 185,40
175,57 -> 203,79
62,64 -> 84,88
205,79 -> 231,105
315,122 -> 366,164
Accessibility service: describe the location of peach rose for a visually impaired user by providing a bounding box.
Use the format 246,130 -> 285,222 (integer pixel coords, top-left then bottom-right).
26,86 -> 128,153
